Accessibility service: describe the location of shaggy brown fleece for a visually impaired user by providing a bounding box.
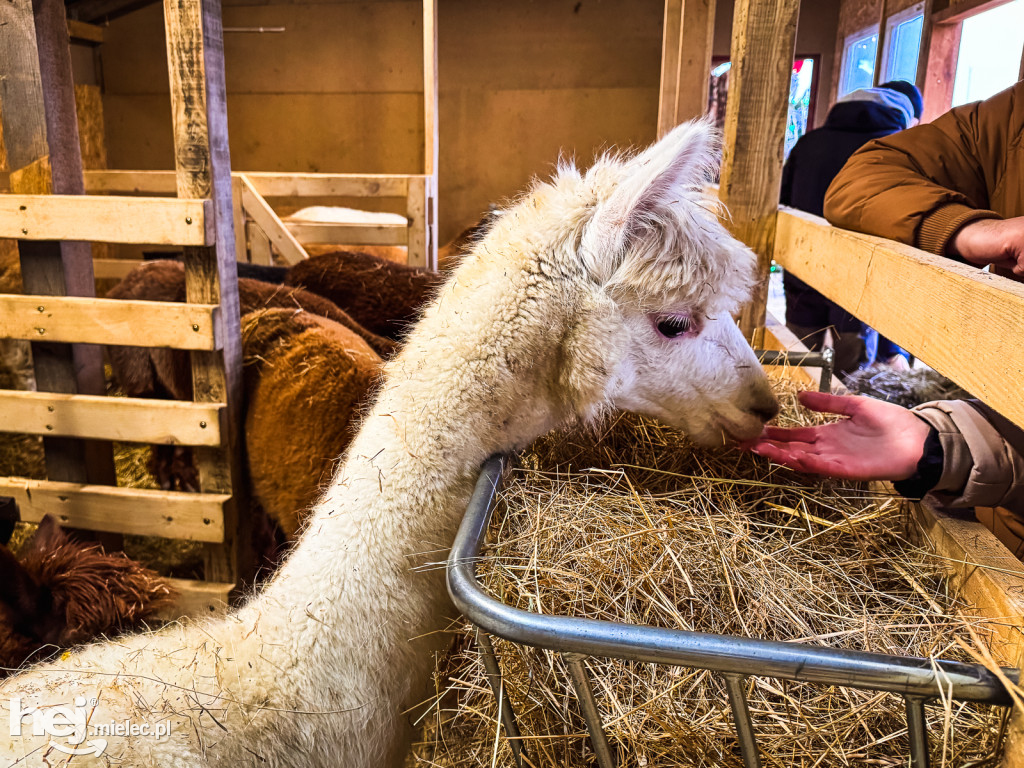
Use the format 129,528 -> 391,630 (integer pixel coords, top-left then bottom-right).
0,516 -> 175,675
107,259 -> 395,401
241,309 -> 383,539
285,250 -> 445,340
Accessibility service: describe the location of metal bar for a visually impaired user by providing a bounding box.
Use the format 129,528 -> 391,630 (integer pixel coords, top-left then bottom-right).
819,346 -> 835,392
475,629 -> 527,768
724,674 -> 762,768
754,349 -> 832,368
447,456 -> 1019,706
905,695 -> 930,768
564,653 -> 617,768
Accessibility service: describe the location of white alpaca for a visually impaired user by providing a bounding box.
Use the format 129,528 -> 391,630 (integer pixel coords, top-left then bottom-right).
0,121 -> 777,768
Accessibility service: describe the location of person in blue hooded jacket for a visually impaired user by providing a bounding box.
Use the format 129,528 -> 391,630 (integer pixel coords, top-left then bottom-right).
781,80 -> 922,375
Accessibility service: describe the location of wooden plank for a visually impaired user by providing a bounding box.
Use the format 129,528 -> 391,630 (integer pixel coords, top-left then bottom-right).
659,0 -> 716,137
915,0 -> 935,91
0,293 -> 220,349
774,207 -> 1024,430
871,0 -> 889,87
718,0 -> 800,345
240,175 -> 309,264
1,477 -> 227,541
66,19 -> 104,44
164,0 -> 249,584
0,390 -> 224,445
920,17 -> 961,123
243,172 -> 410,199
245,218 -> 273,266
423,0 -> 438,178
285,221 -> 408,247
92,258 -> 143,280
406,174 -> 427,268
82,169 -> 178,194
155,577 -> 232,620
0,194 -> 213,245
231,174 -> 246,263
657,0 -> 683,138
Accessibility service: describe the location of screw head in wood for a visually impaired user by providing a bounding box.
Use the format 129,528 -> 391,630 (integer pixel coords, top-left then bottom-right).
45,424 -> 53,431
200,421 -> 208,429
185,216 -> 193,225
36,328 -> 45,335
37,306 -> 44,312
47,406 -> 54,412
192,323 -> 200,331
21,228 -> 28,235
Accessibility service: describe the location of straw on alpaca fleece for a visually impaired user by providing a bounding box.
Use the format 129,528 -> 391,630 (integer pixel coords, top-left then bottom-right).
409,380 -> 1008,768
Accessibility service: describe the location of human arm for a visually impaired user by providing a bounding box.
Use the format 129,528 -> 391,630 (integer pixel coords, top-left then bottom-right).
823,82 -> 1020,255
948,216 -> 1024,276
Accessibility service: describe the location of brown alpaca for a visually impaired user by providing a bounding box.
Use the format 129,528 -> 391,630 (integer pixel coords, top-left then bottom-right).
284,250 -> 445,340
108,260 -> 395,403
241,309 -> 382,539
0,515 -> 174,675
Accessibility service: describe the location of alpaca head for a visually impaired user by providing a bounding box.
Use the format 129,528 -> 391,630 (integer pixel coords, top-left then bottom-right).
469,120 -> 778,446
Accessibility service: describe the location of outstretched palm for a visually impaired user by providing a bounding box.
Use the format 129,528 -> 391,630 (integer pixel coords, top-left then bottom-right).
740,390 -> 932,481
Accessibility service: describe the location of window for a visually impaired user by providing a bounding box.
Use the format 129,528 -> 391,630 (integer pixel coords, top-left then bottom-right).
880,3 -> 924,83
952,0 -> 1024,106
839,27 -> 878,97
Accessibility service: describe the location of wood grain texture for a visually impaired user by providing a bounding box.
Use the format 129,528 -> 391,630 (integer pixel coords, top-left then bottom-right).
0,293 -> 220,349
658,0 -> 683,138
0,390 -> 224,445
658,0 -> 715,137
0,194 -> 212,245
1,477 -> 227,541
775,207 -> 1024,429
423,0 -> 438,178
92,258 -> 143,280
245,219 -> 273,266
240,175 -> 308,264
83,171 -> 412,198
155,577 -> 232,620
164,0 -> 248,584
286,221 -> 408,247
915,0 -> 935,90
718,0 -> 800,343
405,174 -> 427,268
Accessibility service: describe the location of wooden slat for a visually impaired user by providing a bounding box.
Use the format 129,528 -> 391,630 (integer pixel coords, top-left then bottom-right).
406,174 -> 427,268
0,293 -> 220,349
92,258 -> 144,280
775,207 -> 1024,429
658,0 -> 716,137
155,578 -> 232,620
657,0 -> 683,138
245,219 -> 273,266
0,390 -> 224,445
871,0 -> 889,87
423,0 -> 438,178
242,172 -> 410,199
719,0 -> 800,344
164,0 -> 249,584
81,170 -> 415,199
0,194 -> 213,244
915,0 -> 935,91
66,19 -> 104,44
1,477 -> 227,541
239,174 -> 309,264
286,221 -> 409,247
231,174 -> 247,264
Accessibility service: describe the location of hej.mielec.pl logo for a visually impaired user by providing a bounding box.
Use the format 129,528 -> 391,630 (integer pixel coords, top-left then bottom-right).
10,696 -> 172,756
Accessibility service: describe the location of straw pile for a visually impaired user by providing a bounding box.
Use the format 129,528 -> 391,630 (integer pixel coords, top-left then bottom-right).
409,382 -> 1008,768
843,364 -> 970,408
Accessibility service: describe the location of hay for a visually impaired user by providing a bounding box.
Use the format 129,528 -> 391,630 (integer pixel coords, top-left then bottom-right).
843,364 -> 971,408
410,381 -> 1007,768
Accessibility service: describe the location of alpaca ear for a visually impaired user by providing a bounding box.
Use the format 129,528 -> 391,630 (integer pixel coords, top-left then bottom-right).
582,120 -> 717,283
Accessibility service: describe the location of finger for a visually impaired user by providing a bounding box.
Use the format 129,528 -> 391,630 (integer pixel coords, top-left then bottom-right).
797,390 -> 861,416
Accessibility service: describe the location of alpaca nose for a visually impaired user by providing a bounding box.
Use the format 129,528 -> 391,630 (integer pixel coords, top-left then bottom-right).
745,388 -> 780,423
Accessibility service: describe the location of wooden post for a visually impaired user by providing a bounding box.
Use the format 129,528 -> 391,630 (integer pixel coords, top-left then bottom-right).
164,0 -> 251,586
719,0 -> 800,345
916,0 -> 936,93
406,175 -> 427,269
871,0 -> 889,86
658,0 -> 717,137
422,0 -> 438,269
0,0 -> 116,494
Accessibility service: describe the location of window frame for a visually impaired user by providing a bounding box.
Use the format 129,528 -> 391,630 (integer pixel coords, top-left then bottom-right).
879,1 -> 926,84
839,24 -> 880,97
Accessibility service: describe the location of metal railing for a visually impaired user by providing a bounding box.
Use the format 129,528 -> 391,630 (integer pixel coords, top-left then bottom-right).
754,347 -> 835,392
447,455 -> 1018,768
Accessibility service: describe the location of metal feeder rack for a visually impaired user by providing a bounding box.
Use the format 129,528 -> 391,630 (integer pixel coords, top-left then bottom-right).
448,387 -> 1018,768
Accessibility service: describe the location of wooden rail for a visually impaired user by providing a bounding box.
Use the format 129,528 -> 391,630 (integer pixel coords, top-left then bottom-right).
0,194 -> 212,245
772,207 -> 1024,431
0,294 -> 220,349
0,478 -> 227,542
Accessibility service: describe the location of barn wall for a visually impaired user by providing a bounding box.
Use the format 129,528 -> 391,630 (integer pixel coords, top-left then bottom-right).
99,0 -> 839,243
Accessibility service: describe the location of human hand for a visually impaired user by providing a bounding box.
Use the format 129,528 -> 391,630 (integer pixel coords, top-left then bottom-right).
949,217 -> 1024,276
738,390 -> 931,481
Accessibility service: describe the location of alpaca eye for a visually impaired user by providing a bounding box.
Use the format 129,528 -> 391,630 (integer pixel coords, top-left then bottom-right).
656,315 -> 692,339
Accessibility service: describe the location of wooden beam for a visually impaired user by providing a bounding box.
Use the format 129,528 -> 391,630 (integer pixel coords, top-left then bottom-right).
81,170 -> 414,198
774,207 -> 1024,429
423,0 -> 438,180
240,175 -> 308,265
915,0 -> 936,92
286,221 -> 408,248
164,0 -> 249,585
0,293 -> 220,349
66,0 -> 159,24
66,19 -> 103,44
406,174 -> 427,268
245,219 -> 273,266
0,390 -> 224,445
92,258 -> 142,280
719,0 -> 800,345
920,17 -> 961,123
156,578 -> 232,620
0,194 -> 213,244
2,477 -> 227,541
658,0 -> 716,137
871,0 -> 889,87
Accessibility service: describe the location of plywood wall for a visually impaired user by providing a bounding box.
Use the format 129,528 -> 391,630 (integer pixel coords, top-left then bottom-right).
99,0 -> 839,243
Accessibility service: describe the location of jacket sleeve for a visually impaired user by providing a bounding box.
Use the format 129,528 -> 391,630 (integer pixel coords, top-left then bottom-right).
910,399 -> 1024,516
823,83 -> 1020,254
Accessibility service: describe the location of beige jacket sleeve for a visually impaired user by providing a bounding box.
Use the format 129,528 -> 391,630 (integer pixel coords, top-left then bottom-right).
911,400 -> 1024,514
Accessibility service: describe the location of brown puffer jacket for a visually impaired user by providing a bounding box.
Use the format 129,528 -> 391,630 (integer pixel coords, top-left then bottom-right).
824,80 -> 1023,255
824,82 -> 1024,552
